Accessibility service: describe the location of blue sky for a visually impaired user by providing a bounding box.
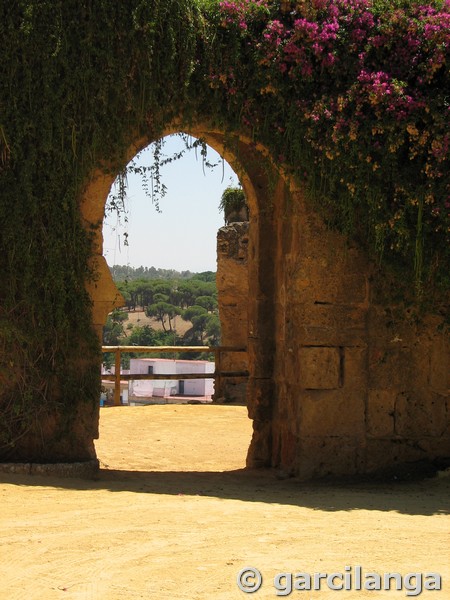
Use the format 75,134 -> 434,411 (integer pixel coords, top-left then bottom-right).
102,134 -> 239,273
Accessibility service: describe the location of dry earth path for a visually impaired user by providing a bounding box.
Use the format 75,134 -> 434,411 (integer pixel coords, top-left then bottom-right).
1,405 -> 449,599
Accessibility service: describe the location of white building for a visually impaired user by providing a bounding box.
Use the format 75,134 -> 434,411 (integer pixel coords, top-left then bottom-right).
128,358 -> 215,403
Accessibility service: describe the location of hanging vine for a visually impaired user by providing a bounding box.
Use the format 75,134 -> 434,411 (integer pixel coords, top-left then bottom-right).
107,134 -> 219,215
0,0 -> 448,456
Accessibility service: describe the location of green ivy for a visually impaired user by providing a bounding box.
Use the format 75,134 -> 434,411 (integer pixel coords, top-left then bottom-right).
0,0 -> 448,454
0,0 -> 204,454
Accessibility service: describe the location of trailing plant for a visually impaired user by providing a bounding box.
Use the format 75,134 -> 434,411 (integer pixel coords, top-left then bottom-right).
219,186 -> 249,223
200,0 -> 449,298
0,0 -> 205,456
107,133 -> 220,221
0,0 -> 448,457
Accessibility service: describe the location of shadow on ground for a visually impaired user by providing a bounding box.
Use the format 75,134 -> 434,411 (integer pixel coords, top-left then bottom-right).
2,467 -> 449,517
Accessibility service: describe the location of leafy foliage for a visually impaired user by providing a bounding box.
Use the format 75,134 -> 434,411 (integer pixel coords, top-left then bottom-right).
203,0 -> 449,297
110,264 -> 196,282
0,0 -> 205,452
219,186 -> 249,223
145,302 -> 182,332
108,133 -> 221,214
1,0 -> 448,452
102,274 -> 221,367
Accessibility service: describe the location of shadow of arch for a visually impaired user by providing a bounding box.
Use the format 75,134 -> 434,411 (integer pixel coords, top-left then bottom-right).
80,122 -> 291,469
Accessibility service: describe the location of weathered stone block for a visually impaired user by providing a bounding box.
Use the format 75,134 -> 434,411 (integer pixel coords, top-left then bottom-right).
297,436 -> 365,479
286,303 -> 367,347
368,344 -> 414,389
293,270 -> 368,305
365,439 -> 428,473
429,336 -> 449,393
343,346 -> 368,390
299,346 -> 341,389
272,381 -> 300,422
246,378 -> 274,421
246,418 -> 272,468
395,391 -> 448,437
414,437 -> 450,458
282,347 -> 301,386
87,256 -> 125,329
299,390 -> 365,437
367,389 -> 396,437
216,223 -> 250,405
247,337 -> 275,378
284,220 -> 369,297
215,381 -> 248,405
220,352 -> 248,372
270,421 -> 298,471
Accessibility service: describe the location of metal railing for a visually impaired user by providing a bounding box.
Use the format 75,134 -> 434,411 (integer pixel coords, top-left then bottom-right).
101,345 -> 248,405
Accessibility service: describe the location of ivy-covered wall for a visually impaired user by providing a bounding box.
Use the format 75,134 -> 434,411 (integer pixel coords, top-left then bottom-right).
0,0 -> 206,460
0,0 -> 448,466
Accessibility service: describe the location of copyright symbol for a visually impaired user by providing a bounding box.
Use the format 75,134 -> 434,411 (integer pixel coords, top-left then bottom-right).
236,567 -> 263,593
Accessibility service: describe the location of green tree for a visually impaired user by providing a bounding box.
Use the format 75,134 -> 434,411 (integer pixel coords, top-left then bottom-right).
182,305 -> 208,322
125,324 -> 158,346
205,314 -> 221,345
178,281 -> 198,308
181,306 -> 220,345
146,302 -> 181,332
103,309 -> 128,345
195,295 -> 218,311
102,352 -> 114,371
191,271 -> 216,282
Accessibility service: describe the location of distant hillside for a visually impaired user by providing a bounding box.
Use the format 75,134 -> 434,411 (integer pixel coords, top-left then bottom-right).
123,309 -> 192,336
109,264 -> 215,283
104,266 -> 220,352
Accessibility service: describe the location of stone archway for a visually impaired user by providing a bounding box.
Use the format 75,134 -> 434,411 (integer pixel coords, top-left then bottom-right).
2,2 -> 448,480
80,123 -> 284,471
2,117 -> 448,478
8,119 -> 443,480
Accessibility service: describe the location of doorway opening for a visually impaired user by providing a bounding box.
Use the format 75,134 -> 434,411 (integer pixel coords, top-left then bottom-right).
97,132 -> 253,472
82,123 -> 279,473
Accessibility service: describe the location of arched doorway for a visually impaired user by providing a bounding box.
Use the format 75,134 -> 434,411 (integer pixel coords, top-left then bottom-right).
81,123 -> 286,470
2,1 -> 448,481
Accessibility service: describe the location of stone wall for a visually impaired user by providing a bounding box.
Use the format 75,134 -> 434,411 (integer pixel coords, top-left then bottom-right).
215,222 -> 249,404
253,180 -> 450,479
67,127 -> 449,480
210,157 -> 448,479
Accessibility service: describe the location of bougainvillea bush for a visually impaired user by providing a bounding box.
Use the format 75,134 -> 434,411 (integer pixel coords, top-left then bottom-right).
202,0 -> 449,296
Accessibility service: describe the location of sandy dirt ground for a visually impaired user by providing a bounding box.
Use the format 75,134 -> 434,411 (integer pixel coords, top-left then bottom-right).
1,405 -> 449,600
122,309 -> 192,336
